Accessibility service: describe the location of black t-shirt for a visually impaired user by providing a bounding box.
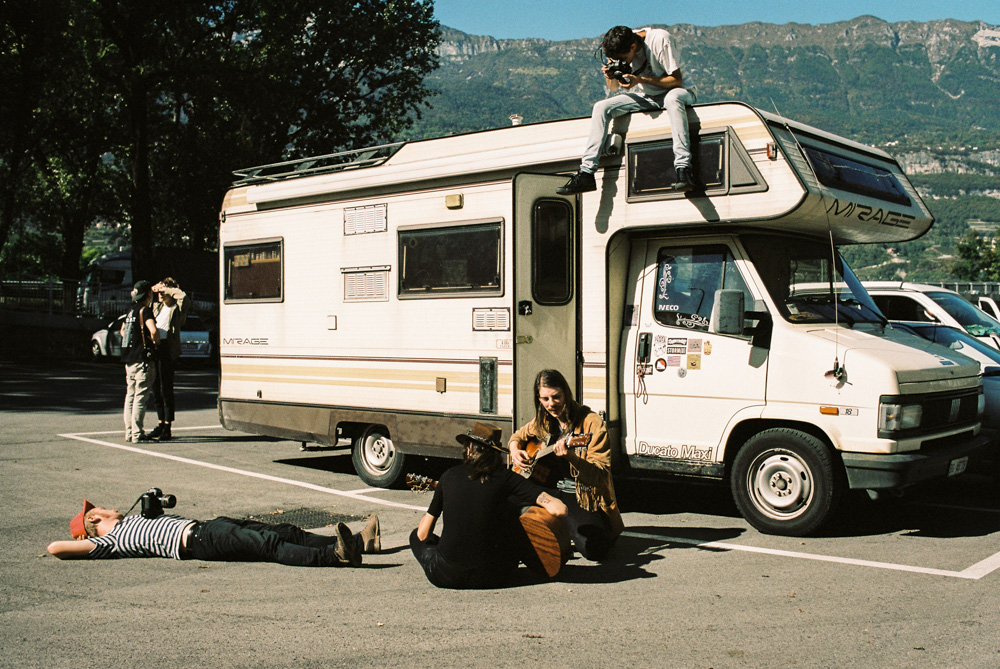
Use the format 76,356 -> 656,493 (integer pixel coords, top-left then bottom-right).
121,304 -> 152,365
428,463 -> 545,569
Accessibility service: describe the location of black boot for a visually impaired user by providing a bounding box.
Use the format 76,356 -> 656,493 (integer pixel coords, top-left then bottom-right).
556,171 -> 596,194
158,423 -> 172,441
671,166 -> 696,192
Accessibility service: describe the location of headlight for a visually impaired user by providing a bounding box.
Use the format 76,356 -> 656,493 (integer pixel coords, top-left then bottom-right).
879,402 -> 923,432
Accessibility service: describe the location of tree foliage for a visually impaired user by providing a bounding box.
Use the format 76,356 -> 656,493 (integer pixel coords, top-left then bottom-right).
0,0 -> 440,281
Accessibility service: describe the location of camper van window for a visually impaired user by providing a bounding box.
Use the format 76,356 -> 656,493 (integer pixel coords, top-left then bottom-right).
801,145 -> 911,207
742,235 -> 883,325
653,245 -> 751,332
532,199 -> 573,305
398,222 -> 502,297
224,240 -> 283,302
629,135 -> 725,198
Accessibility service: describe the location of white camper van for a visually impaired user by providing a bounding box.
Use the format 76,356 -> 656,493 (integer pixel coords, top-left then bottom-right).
217,101 -> 989,536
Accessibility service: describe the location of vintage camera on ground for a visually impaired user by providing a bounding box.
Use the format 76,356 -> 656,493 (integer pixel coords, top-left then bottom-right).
140,487 -> 177,519
604,58 -> 632,83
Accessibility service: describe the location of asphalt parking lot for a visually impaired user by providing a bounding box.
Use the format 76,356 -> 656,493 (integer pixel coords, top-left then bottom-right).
2,358 -> 999,668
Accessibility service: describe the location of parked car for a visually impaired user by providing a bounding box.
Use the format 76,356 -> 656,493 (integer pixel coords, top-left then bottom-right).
90,314 -> 126,360
890,321 -> 1000,428
976,293 -> 1000,321
90,313 -> 213,361
864,282 -> 1000,350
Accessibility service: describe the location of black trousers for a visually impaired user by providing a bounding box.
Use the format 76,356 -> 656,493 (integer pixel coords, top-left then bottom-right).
185,517 -> 347,567
409,529 -> 524,589
550,489 -> 613,561
152,345 -> 175,422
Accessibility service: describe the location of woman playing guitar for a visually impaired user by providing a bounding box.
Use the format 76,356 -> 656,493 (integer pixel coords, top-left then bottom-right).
410,421 -> 567,589
508,369 -> 624,561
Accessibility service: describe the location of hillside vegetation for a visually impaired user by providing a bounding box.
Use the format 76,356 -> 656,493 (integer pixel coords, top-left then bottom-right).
410,18 -> 1000,281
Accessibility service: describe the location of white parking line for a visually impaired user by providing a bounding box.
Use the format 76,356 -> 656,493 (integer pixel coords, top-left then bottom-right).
60,429 -> 1000,580
624,530 -> 1000,580
59,432 -> 425,512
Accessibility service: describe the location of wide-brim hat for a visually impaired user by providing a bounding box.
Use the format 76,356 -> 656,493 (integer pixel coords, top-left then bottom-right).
456,422 -> 505,453
70,499 -> 95,539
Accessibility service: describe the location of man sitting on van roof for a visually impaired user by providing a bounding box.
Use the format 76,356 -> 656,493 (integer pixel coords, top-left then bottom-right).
558,25 -> 696,195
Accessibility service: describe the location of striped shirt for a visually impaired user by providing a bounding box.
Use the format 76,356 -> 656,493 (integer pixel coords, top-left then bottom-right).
88,515 -> 194,560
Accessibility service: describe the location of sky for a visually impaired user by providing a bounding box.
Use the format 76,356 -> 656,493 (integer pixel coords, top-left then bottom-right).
432,0 -> 1000,41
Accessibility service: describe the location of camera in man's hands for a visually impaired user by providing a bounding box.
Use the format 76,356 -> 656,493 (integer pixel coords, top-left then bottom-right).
605,58 -> 632,83
140,488 -> 176,519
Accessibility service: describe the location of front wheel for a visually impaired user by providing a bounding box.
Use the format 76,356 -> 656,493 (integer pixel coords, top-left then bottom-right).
351,425 -> 405,488
730,428 -> 843,536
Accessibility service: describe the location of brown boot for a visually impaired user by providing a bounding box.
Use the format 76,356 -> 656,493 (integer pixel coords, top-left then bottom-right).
359,514 -> 381,554
334,522 -> 361,566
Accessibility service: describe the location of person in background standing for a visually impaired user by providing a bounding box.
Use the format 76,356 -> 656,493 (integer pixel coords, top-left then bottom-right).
120,280 -> 159,443
149,278 -> 189,441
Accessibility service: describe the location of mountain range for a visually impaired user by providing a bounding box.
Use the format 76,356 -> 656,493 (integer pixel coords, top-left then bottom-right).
408,17 -> 1000,280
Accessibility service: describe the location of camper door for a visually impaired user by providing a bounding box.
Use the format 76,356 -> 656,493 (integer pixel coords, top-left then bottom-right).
512,174 -> 579,429
623,237 -> 767,467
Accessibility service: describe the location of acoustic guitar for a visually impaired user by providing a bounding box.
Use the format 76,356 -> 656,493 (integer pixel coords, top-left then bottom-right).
404,473 -> 571,578
511,432 -> 592,481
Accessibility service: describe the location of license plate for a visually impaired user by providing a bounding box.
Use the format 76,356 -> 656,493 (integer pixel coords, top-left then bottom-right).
947,456 -> 968,476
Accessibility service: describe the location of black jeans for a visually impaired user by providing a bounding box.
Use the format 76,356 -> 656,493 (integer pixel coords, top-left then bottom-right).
551,489 -> 613,561
152,345 -> 175,422
185,517 -> 346,567
409,529 -> 521,589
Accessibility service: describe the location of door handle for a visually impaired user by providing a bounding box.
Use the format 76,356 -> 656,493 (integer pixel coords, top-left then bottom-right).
637,332 -> 652,364
516,335 -> 533,344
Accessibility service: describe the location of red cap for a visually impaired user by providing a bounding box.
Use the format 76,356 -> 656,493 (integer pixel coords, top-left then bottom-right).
69,500 -> 95,539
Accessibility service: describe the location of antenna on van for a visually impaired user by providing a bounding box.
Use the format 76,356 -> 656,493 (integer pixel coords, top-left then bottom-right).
769,99 -> 846,383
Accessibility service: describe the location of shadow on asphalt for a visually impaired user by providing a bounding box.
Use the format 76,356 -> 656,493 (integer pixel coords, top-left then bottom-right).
0,359 -> 218,414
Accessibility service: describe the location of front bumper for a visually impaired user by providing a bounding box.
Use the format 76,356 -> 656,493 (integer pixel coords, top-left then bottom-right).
840,432 -> 992,490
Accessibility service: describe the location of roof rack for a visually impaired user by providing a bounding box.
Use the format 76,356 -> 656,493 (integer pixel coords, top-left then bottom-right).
231,141 -> 406,186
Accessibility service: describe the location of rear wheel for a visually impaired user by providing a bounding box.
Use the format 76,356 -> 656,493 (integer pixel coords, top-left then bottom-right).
90,340 -> 103,360
351,425 -> 405,488
731,428 -> 843,536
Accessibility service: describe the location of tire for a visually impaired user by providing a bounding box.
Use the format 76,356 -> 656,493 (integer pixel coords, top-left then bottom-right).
91,340 -> 103,360
351,425 -> 405,488
730,428 -> 843,536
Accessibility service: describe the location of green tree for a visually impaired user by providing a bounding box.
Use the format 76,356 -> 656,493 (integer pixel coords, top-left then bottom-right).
1,0 -> 440,283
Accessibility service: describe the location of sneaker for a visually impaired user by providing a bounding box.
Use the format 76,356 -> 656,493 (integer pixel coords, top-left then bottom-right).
359,514 -> 381,554
148,424 -> 165,440
556,171 -> 596,195
671,166 -> 696,192
133,432 -> 151,443
334,522 -> 361,566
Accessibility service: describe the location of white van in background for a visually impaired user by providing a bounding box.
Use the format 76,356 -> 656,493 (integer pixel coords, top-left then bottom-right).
865,282 -> 1000,350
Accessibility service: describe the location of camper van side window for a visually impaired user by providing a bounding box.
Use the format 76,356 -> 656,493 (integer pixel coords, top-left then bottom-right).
802,145 -> 911,207
532,199 -> 573,305
653,245 -> 750,332
224,240 -> 283,302
630,136 -> 726,197
398,222 -> 502,297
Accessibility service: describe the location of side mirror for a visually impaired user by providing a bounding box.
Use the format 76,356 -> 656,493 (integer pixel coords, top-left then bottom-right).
712,289 -> 745,335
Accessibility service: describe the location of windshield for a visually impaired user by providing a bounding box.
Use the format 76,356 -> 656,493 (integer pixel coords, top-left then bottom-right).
742,236 -> 886,326
904,323 -> 1000,365
925,291 -> 1000,338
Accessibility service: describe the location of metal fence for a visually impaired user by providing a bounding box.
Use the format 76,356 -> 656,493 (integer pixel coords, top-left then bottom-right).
1,279 -> 217,322
0,279 -> 79,314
